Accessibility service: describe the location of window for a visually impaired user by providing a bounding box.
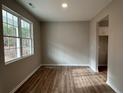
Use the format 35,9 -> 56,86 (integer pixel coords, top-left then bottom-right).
21,20 -> 33,57
2,6 -> 34,64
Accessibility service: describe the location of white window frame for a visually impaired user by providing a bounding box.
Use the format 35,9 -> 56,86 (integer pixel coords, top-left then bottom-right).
2,5 -> 34,65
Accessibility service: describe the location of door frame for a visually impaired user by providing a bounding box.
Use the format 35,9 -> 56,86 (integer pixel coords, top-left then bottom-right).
96,15 -> 109,73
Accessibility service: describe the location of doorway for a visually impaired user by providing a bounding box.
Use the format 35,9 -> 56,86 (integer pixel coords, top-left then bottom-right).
97,16 -> 109,77
98,36 -> 108,72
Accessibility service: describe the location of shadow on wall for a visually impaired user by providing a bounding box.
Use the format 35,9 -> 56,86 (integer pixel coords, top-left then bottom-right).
41,22 -> 89,65
45,42 -> 88,64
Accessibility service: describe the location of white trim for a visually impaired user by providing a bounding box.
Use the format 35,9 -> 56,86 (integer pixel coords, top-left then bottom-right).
90,65 -> 98,72
106,78 -> 122,93
5,54 -> 34,65
41,64 -> 90,67
9,65 -> 41,93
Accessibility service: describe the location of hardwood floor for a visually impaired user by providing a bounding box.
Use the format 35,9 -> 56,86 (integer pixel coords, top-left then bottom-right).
15,66 -> 115,93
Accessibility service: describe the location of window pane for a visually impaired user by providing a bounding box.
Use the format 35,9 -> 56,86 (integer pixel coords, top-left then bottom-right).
3,23 -> 8,35
4,37 -> 21,62
3,10 -> 19,37
13,26 -> 19,37
4,48 -> 20,62
5,37 -> 16,48
13,16 -> 18,27
3,24 -> 18,37
4,24 -> 18,37
21,20 -> 31,38
2,10 -> 7,23
8,25 -> 16,36
22,39 -> 32,56
7,12 -> 13,25
4,37 -> 20,50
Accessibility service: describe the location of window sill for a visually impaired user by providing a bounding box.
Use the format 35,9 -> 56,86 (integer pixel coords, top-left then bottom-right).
5,54 -> 34,65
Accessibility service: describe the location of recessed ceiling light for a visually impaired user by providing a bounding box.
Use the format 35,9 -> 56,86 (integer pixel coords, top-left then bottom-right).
29,3 -> 33,6
62,3 -> 68,8
26,2 -> 35,8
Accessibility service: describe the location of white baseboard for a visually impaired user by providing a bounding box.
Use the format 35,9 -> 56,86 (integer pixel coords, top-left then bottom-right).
41,64 -> 90,67
106,78 -> 122,93
89,65 -> 98,72
9,64 -> 41,93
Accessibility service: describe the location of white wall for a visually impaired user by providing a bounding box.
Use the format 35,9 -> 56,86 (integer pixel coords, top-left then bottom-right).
89,0 -> 123,93
41,22 -> 89,66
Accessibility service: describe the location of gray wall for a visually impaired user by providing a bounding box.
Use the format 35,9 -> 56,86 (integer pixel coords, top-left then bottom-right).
89,0 -> 123,92
0,0 -> 42,93
41,22 -> 89,65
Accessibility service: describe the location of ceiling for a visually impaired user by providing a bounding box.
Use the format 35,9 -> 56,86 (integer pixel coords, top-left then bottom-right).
17,0 -> 112,22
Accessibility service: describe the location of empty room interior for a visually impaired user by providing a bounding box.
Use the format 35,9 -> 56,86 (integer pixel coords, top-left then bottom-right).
0,0 -> 123,93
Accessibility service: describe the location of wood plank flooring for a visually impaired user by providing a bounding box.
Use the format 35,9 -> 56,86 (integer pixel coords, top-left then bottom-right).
15,66 -> 115,93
